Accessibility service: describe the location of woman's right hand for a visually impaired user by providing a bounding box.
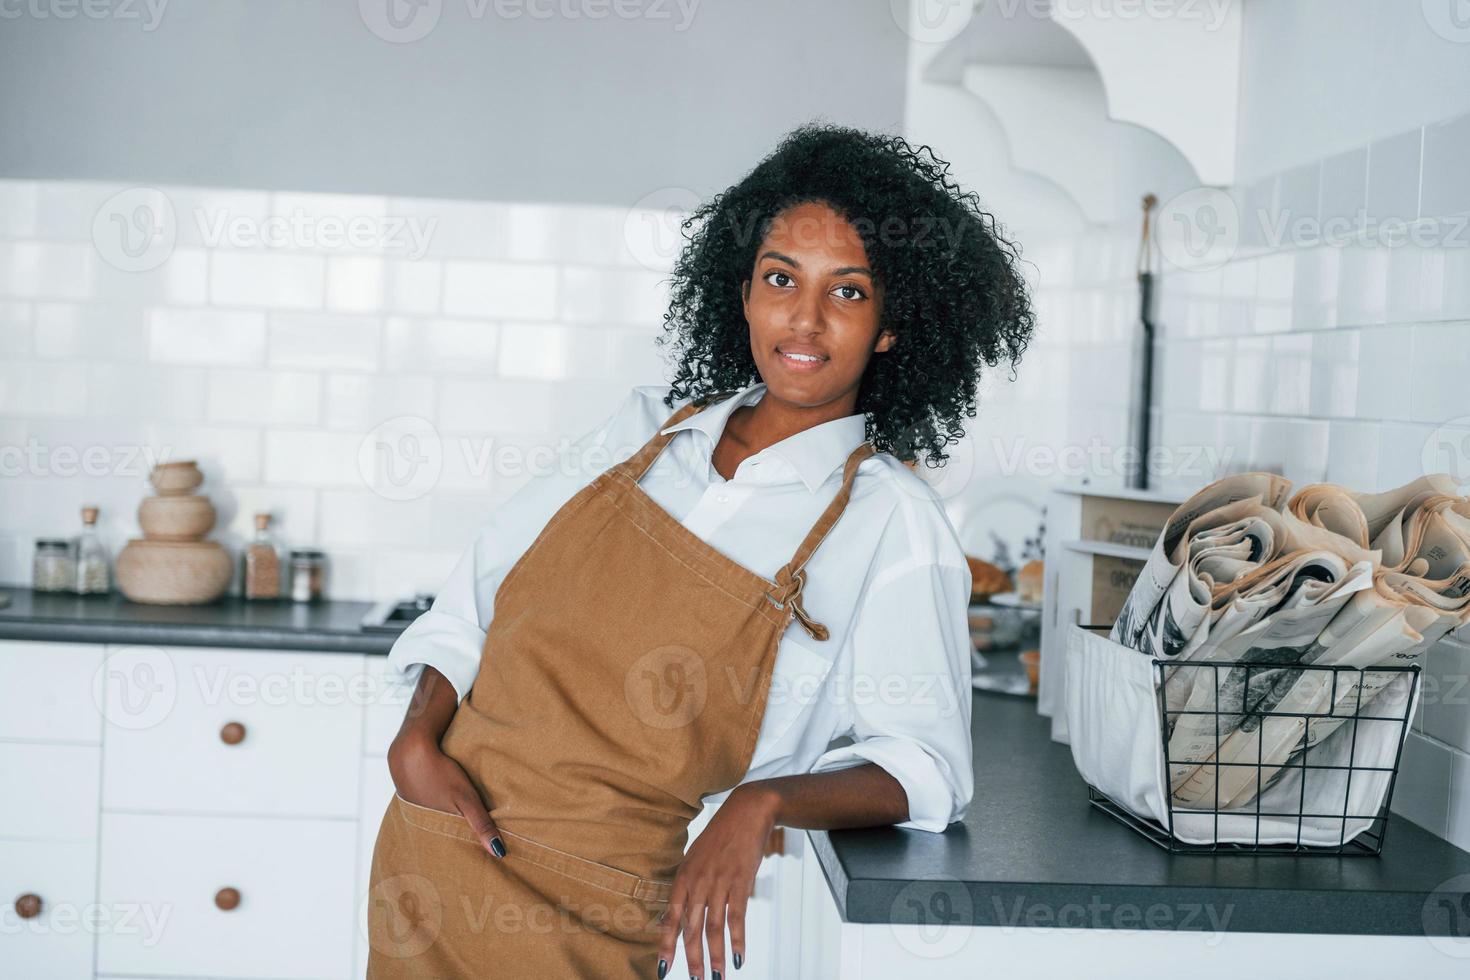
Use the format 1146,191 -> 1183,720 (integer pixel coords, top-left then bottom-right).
386,665 -> 506,859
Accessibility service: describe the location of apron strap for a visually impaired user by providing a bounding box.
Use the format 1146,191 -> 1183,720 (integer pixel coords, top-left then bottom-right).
620,390 -> 741,484
769,440 -> 877,642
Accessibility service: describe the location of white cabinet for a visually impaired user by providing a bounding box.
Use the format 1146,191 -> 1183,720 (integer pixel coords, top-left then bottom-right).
96,811 -> 358,979
0,641 -> 104,742
0,741 -> 101,840
0,640 -> 105,980
99,646 -> 366,817
0,838 -> 99,980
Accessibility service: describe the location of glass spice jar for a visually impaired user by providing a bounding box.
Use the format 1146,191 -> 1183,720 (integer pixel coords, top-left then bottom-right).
243,513 -> 282,600
74,505 -> 112,595
288,549 -> 327,603
33,539 -> 75,592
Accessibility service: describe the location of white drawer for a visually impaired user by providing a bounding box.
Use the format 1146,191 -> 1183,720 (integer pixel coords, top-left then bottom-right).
0,741 -> 101,840
0,837 -> 98,980
97,811 -> 357,979
362,654 -> 418,757
0,640 -> 104,743
101,646 -> 366,816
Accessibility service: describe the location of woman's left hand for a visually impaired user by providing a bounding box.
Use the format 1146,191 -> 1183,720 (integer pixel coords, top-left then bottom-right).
657,782 -> 778,979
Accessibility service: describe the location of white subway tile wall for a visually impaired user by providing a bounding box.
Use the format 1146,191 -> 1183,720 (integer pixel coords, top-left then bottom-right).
0,181 -> 674,602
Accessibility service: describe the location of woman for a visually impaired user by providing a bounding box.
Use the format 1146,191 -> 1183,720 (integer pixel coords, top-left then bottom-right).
366,122 -> 1035,979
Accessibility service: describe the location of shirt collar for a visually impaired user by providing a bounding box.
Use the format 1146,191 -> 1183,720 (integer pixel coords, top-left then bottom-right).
659,381 -> 868,493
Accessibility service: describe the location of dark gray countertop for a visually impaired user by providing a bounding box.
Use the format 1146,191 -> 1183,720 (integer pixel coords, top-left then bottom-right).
809,689 -> 1470,935
0,586 -> 395,655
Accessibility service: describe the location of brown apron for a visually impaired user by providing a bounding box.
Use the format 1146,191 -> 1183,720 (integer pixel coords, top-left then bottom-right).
366,391 -> 875,978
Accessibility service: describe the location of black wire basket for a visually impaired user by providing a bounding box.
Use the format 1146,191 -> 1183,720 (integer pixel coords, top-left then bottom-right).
1087,657 -> 1422,856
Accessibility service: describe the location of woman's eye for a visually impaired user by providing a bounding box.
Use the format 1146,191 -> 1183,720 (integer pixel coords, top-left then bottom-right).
833,283 -> 866,301
764,270 -> 794,288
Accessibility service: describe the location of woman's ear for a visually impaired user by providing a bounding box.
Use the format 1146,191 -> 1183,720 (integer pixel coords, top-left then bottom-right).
741,278 -> 750,318
874,327 -> 898,354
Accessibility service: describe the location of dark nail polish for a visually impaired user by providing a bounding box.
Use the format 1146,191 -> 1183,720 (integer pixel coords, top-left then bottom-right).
657,959 -> 667,979
734,952 -> 743,969
490,837 -> 506,858
714,972 -> 722,980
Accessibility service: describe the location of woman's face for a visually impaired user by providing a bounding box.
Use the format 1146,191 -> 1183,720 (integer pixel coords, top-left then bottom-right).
741,201 -> 895,411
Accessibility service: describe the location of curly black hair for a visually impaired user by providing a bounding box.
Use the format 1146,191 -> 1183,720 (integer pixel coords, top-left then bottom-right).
654,120 -> 1036,468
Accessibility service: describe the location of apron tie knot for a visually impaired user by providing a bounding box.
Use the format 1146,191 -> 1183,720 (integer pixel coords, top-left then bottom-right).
772,565 -> 830,642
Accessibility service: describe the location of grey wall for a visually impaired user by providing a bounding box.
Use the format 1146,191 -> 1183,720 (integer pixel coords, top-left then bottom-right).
0,0 -> 910,204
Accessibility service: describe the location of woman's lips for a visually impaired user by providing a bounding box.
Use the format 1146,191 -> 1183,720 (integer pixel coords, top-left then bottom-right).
777,349 -> 829,373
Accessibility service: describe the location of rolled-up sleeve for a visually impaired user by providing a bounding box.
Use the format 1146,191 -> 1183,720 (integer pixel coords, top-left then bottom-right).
386,385 -> 659,701
809,531 -> 975,832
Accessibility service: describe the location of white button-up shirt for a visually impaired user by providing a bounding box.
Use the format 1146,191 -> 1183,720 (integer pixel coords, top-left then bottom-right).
387,381 -> 975,832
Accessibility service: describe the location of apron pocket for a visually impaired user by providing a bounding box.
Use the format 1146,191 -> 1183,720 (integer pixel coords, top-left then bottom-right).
392,795 -> 672,905
497,828 -> 674,906
392,793 -> 480,844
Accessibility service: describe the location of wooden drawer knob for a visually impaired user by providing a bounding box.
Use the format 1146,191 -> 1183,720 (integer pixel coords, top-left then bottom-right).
215,886 -> 241,911
219,721 -> 247,745
15,893 -> 42,919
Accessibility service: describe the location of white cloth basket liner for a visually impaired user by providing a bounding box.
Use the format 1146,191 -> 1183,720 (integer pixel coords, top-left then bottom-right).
1064,623 -> 1419,847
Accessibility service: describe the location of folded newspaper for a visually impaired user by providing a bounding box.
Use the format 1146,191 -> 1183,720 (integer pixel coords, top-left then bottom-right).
1109,472 -> 1470,809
